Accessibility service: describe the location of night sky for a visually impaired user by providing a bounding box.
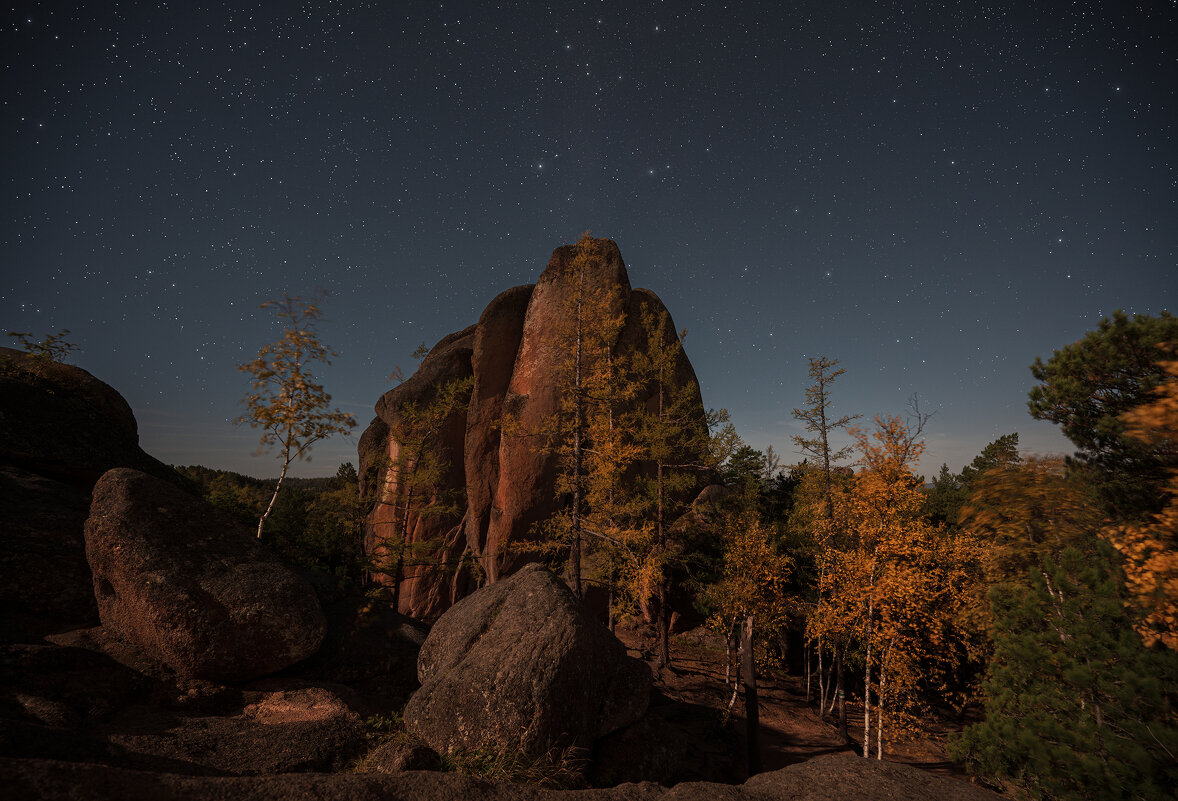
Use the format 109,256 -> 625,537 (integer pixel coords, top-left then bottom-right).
3,1 -> 1174,479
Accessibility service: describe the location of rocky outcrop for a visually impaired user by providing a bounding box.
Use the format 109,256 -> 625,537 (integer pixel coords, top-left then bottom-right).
98,686 -> 369,776
361,326 -> 476,617
403,564 -> 650,760
0,349 -> 176,637
0,751 -> 1005,801
359,239 -> 706,618
84,468 -> 326,682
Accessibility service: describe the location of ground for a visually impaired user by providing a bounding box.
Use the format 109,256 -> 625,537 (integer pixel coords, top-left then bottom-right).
613,624 -> 997,792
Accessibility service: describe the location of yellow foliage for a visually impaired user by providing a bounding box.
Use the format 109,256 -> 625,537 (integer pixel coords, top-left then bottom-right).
1107,352 -> 1178,650
811,412 -> 981,749
705,511 -> 795,641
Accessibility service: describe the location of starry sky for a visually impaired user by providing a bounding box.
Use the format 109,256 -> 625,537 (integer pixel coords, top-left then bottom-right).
3,1 -> 1174,479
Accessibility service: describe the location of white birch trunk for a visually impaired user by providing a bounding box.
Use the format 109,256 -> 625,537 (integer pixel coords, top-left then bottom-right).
863,599 -> 874,758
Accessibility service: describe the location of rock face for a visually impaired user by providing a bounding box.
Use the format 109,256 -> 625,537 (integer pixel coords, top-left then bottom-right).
84,468 -> 326,682
403,563 -> 651,759
0,348 -> 176,637
0,751 -> 1005,801
359,239 -> 706,618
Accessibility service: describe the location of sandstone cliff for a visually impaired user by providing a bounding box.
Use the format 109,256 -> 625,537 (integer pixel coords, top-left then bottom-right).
359,239 -> 705,618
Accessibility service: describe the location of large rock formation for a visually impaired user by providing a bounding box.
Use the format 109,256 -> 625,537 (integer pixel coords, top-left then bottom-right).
0,348 -> 176,638
360,239 -> 706,617
84,468 -> 327,682
403,563 -> 651,759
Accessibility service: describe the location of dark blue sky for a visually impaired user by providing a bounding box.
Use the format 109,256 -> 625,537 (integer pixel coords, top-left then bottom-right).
3,1 -> 1174,478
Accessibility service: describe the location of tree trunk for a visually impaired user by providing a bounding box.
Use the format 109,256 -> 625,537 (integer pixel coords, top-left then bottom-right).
877,646 -> 888,760
390,486 -> 414,611
741,615 -> 762,776
805,638 -> 812,702
836,649 -> 848,743
257,443 -> 292,539
863,601 -> 873,759
818,640 -> 827,717
827,659 -> 838,717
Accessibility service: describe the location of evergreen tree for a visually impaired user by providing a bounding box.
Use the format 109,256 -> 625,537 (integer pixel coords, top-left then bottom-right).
923,463 -> 965,527
1028,310 -> 1178,520
923,433 -> 1020,527
952,547 -> 1178,800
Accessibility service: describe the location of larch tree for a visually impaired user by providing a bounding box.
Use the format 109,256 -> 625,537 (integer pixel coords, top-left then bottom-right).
791,356 -> 859,740
523,232 -> 629,599
374,375 -> 474,609
627,305 -> 722,669
237,294 -> 355,539
6,328 -> 80,365
792,356 -> 859,521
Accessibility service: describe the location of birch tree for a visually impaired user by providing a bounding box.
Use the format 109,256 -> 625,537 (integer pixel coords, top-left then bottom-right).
237,294 -> 355,539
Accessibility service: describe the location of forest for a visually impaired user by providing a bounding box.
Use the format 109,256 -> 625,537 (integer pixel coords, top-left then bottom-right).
169,289 -> 1178,800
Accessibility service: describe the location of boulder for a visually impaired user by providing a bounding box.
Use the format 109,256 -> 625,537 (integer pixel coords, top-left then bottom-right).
84,468 -> 326,682
0,751 -> 1006,800
98,685 -> 368,776
354,736 -> 440,773
0,349 -> 177,636
403,563 -> 650,759
359,239 -> 708,619
0,642 -> 147,726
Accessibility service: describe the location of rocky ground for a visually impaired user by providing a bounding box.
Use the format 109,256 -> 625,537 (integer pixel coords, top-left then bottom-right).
615,624 -> 990,791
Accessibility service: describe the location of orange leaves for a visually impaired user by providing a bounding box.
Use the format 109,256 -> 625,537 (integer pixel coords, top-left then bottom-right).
1108,515 -> 1178,651
1108,350 -> 1178,651
809,411 -> 979,750
705,510 -> 794,635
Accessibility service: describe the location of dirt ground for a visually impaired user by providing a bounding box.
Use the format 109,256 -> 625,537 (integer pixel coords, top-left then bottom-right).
613,625 -> 986,789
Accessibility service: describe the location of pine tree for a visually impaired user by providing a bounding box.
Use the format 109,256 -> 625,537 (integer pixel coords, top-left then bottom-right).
1028,310 -> 1178,520
952,547 -> 1178,800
